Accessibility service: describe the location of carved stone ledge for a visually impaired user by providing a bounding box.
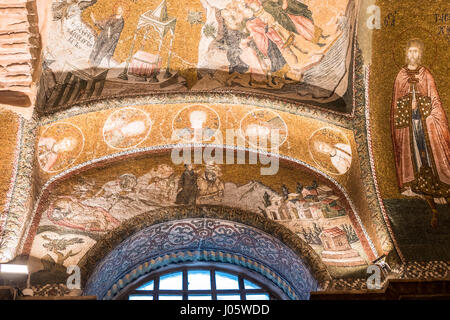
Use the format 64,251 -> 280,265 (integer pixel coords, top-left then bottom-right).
0,0 -> 39,108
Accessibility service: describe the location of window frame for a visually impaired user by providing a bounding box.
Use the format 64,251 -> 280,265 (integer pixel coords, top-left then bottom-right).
115,261 -> 289,300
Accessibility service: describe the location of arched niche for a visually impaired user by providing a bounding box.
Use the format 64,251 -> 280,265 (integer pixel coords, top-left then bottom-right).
80,212 -> 328,300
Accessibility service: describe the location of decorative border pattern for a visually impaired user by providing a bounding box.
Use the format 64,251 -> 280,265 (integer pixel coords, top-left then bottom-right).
1,116 -> 23,234
363,65 -> 404,262
29,284 -> 72,297
77,206 -> 331,295
82,218 -> 319,300
0,115 -> 38,263
323,261 -> 450,291
101,250 -> 299,300
400,261 -> 450,279
348,48 -> 398,258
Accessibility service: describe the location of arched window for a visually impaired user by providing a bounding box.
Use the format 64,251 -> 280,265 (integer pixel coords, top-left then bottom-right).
116,263 -> 286,300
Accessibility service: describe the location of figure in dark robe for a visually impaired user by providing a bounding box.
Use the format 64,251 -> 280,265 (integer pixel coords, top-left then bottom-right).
296,182 -> 303,194
391,39 -> 450,228
175,164 -> 199,205
221,24 -> 250,74
281,184 -> 289,199
89,5 -> 125,68
261,0 -> 328,46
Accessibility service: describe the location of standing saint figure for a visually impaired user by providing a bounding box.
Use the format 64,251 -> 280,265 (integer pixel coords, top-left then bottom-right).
391,38 -> 450,228
89,5 -> 125,68
175,164 -> 199,205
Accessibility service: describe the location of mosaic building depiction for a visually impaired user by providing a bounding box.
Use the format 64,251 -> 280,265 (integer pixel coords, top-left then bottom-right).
0,0 -> 449,301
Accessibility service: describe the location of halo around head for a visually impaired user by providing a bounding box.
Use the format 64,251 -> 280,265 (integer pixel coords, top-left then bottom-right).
392,27 -> 437,70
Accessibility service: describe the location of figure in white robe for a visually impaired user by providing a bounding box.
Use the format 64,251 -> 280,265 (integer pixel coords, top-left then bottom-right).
313,141 -> 352,174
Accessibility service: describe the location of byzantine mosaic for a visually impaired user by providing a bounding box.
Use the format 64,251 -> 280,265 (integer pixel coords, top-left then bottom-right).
36,0 -> 361,114
26,153 -> 375,283
367,0 -> 450,261
82,218 -> 319,299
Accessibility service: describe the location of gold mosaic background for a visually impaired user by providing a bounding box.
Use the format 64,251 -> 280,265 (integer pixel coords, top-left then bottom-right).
35,103 -> 382,254
370,0 -> 449,198
0,111 -> 20,217
81,0 -> 204,87
36,103 -> 356,186
80,0 -> 352,88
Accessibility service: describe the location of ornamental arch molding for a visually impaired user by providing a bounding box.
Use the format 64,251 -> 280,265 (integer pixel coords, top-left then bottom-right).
79,206 -> 330,300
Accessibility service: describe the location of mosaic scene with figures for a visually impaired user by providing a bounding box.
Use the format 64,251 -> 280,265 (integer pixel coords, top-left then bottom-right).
28,155 -> 370,284
36,0 -> 359,114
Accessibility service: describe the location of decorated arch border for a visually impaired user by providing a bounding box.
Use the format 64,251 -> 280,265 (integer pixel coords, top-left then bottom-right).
38,91 -> 354,131
37,88 -> 357,123
75,205 -> 329,289
345,46 -> 400,261
0,114 -> 37,263
81,217 -> 321,300
362,66 -> 404,261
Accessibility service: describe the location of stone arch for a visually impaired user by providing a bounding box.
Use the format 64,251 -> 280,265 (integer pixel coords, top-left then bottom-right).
78,205 -> 330,300
37,91 -> 352,127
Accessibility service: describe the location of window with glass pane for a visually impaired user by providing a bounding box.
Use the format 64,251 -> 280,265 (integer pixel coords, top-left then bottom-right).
125,266 -> 279,300
159,271 -> 183,290
188,270 -> 211,290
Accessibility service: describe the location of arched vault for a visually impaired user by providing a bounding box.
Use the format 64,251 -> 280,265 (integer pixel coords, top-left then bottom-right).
80,206 -> 330,299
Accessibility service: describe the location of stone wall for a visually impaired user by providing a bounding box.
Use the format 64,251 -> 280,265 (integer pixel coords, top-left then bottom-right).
0,0 -> 39,107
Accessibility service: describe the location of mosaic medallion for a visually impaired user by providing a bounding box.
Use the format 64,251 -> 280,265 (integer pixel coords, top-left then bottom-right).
38,122 -> 85,173
103,107 -> 152,149
308,127 -> 352,175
